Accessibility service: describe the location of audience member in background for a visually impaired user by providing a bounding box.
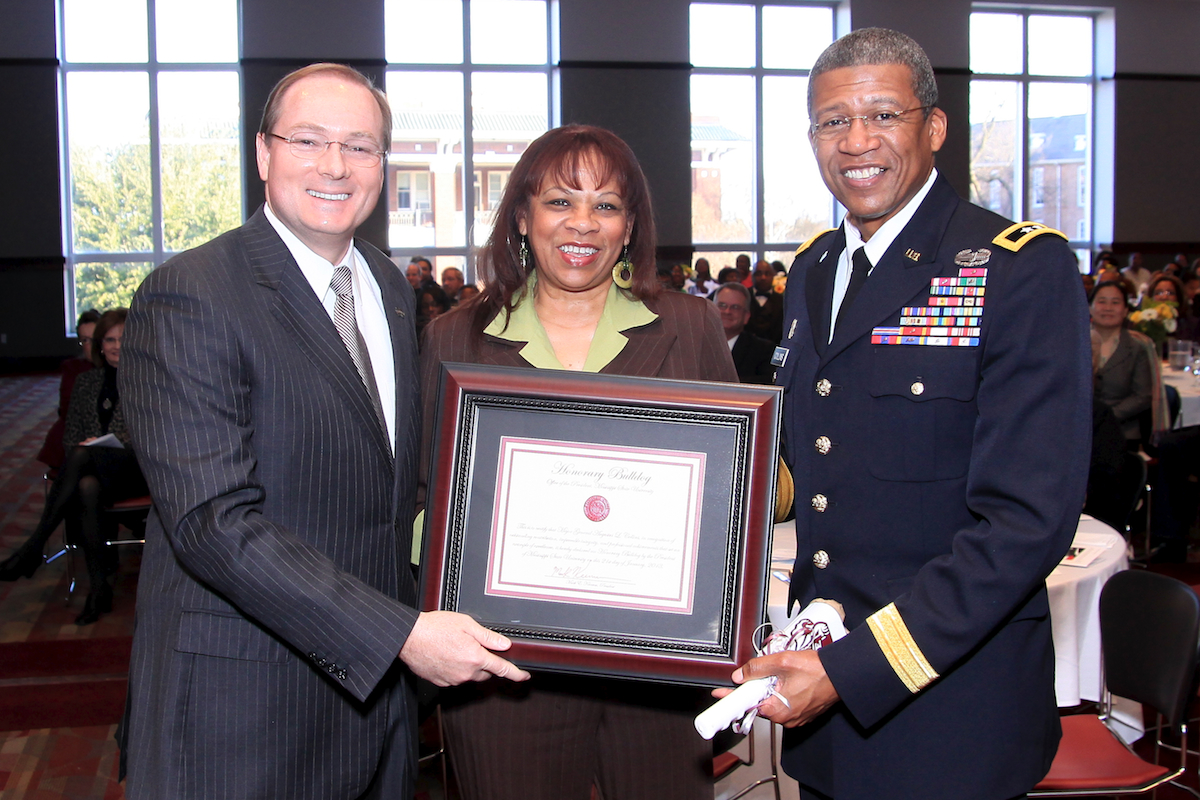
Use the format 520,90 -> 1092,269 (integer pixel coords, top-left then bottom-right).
459,283 -> 480,303
1121,252 -> 1151,297
405,261 -> 421,291
1081,273 -> 1095,296
734,253 -> 752,282
770,259 -> 787,274
1170,253 -> 1190,274
1144,272 -> 1198,340
716,283 -> 775,384
416,283 -> 452,338
419,123 -> 734,800
1091,280 -> 1157,449
1084,329 -> 1133,531
1183,271 -> 1200,316
684,257 -> 719,297
746,259 -> 785,343
0,308 -> 147,625
715,267 -> 740,287
441,266 -> 465,305
411,256 -> 436,289
37,309 -> 100,469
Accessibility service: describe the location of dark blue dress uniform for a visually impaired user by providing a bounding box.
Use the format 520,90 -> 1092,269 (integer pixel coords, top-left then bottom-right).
774,174 -> 1091,799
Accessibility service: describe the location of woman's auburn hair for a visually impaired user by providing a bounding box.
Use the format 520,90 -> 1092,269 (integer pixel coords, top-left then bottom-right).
465,124 -> 659,338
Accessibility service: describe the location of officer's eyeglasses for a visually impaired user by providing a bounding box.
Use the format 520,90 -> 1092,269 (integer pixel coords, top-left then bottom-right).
266,133 -> 386,167
809,106 -> 933,141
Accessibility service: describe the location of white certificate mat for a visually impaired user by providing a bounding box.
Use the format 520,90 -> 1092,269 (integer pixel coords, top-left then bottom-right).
486,437 -> 705,613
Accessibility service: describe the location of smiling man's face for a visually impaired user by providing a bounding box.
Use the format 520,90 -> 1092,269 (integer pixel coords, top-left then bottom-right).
808,63 -> 946,241
256,73 -> 385,264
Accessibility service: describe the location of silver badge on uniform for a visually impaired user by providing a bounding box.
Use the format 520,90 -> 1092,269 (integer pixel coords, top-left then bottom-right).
954,248 -> 991,267
771,346 -> 789,367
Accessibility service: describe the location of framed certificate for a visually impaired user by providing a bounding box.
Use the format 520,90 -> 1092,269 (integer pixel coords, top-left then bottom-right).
420,363 -> 782,685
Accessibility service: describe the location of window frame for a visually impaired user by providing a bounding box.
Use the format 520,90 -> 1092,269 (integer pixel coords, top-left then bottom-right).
689,0 -> 839,265
57,0 -> 243,328
384,0 -> 557,279
969,7 -> 1098,258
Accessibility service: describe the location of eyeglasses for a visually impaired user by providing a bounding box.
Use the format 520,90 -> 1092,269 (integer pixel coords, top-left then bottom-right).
266,132 -> 386,167
716,302 -> 746,312
809,106 -> 933,141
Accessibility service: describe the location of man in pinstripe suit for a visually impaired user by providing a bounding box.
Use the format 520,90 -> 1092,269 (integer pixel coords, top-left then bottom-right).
119,64 -> 528,800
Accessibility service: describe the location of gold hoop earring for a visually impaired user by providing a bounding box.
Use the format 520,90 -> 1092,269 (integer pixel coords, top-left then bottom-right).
612,247 -> 634,289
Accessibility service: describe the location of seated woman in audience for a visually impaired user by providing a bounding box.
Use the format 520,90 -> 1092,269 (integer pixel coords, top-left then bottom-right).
36,309 -> 100,469
416,283 -> 452,338
0,308 -> 148,625
1143,272 -> 1198,340
1091,280 -> 1159,450
419,124 -> 735,800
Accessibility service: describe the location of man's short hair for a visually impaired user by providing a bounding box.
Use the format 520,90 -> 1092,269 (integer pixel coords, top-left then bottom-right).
260,63 -> 392,151
807,28 -> 938,119
410,257 -> 432,269
717,282 -> 752,307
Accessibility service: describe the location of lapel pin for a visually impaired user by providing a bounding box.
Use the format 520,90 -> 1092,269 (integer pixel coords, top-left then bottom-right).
395,308 -> 406,318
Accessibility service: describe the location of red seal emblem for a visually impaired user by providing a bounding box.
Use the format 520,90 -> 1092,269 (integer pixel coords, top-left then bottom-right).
583,495 -> 610,522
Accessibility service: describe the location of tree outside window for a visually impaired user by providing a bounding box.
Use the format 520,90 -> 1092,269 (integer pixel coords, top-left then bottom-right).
60,0 -> 241,320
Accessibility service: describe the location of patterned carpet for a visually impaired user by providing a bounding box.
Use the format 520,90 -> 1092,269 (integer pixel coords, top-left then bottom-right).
0,375 -> 133,799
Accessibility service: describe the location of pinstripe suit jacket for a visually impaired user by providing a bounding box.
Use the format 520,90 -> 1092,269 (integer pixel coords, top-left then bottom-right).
119,208 -> 422,800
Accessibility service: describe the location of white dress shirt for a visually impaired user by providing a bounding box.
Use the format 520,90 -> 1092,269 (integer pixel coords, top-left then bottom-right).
828,168 -> 939,343
264,205 -> 396,447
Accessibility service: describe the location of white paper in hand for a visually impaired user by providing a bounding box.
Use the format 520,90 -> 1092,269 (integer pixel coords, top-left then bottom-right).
694,598 -> 846,739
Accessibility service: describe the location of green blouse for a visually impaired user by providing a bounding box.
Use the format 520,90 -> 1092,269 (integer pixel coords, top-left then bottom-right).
484,272 -> 658,372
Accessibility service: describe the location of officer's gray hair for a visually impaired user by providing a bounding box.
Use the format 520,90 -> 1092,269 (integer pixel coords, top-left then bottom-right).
807,28 -> 938,120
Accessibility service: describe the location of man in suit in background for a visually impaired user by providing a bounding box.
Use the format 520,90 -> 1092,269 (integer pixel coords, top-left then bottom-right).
746,259 -> 785,343
120,63 -> 528,800
721,29 -> 1089,799
715,283 -> 775,384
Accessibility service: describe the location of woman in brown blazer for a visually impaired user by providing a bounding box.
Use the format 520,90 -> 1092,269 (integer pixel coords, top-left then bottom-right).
419,125 -> 737,800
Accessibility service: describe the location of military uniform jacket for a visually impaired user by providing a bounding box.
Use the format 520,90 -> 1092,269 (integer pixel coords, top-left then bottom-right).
119,208 -> 422,799
775,175 -> 1091,799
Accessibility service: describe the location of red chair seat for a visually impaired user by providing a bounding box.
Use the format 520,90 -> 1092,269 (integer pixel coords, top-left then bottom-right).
713,751 -> 743,781
109,495 -> 151,511
1035,715 -> 1169,791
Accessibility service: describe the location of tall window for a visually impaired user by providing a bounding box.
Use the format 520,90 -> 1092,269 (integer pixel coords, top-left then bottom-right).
59,0 -> 242,318
384,0 -> 554,281
969,10 -> 1096,267
689,2 -> 836,271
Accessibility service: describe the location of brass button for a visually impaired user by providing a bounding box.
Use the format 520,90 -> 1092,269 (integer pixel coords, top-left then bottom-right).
815,436 -> 832,455
813,550 -> 830,569
811,494 -> 828,512
910,381 -> 925,396
816,378 -> 832,397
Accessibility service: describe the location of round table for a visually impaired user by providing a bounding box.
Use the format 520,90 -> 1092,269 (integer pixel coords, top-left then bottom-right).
767,515 -> 1143,742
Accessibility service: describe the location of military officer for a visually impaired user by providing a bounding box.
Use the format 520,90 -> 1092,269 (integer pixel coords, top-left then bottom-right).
718,28 -> 1091,800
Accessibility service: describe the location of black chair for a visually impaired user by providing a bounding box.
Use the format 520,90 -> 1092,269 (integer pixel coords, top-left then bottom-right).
1167,383 -> 1182,430
1031,570 -> 1200,796
1085,451 -> 1147,538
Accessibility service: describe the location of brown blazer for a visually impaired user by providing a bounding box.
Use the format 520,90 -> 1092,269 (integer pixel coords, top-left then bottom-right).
418,288 -> 739,478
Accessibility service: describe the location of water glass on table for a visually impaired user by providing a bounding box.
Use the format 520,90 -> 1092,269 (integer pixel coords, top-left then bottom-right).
1170,339 -> 1193,371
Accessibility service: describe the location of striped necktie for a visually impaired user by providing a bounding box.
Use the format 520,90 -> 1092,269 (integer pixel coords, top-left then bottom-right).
330,265 -> 388,438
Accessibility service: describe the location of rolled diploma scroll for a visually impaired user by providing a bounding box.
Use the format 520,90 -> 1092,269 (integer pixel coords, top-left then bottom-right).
694,598 -> 847,740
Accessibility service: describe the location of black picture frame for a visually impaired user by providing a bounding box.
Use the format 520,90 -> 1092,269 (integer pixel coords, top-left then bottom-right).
420,363 -> 782,685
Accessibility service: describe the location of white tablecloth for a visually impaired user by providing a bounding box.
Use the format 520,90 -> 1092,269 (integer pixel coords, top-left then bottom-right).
1163,368 -> 1200,428
767,515 -> 1143,742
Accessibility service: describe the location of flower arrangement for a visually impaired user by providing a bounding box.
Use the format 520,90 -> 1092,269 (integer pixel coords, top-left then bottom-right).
1129,300 -> 1178,348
